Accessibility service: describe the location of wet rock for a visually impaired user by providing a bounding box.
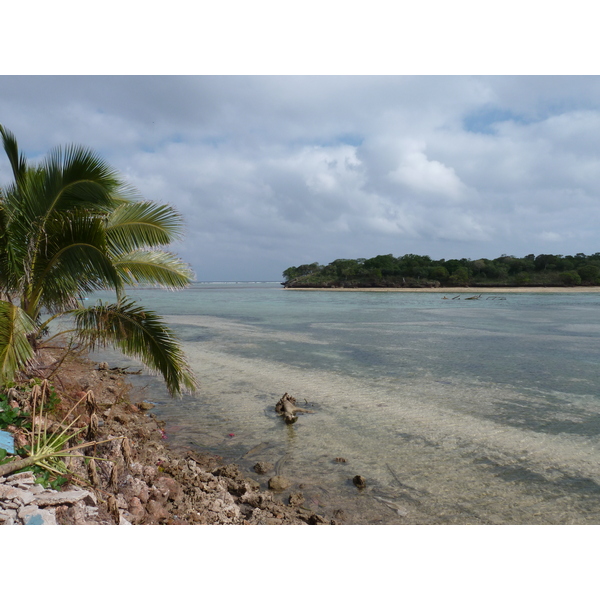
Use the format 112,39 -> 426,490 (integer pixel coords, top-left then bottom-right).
334,457 -> 347,463
333,508 -> 347,521
268,476 -> 291,492
226,478 -> 261,497
212,464 -> 242,479
352,475 -> 366,489
305,513 -> 328,525
253,461 -> 274,474
288,492 -> 305,507
137,401 -> 155,411
240,491 -> 274,509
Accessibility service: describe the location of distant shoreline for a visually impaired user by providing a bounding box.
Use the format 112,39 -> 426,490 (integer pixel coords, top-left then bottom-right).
283,286 -> 600,293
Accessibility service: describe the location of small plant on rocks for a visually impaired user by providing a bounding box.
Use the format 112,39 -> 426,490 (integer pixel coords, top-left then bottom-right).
0,380 -> 120,485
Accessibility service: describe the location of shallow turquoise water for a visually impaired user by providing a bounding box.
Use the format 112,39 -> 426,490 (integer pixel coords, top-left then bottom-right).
92,284 -> 600,524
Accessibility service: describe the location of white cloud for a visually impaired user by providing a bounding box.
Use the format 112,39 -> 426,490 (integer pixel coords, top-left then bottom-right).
2,75 -> 600,279
389,150 -> 467,199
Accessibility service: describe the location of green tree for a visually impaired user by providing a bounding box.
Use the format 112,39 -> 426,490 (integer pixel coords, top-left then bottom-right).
449,266 -> 470,285
559,271 -> 582,286
577,265 -> 600,284
0,125 -> 196,394
429,266 -> 449,282
364,254 -> 398,276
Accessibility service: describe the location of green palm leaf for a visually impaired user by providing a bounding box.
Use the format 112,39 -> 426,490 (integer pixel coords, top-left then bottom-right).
113,250 -> 194,289
1,124 -> 195,397
39,144 -> 124,215
106,201 -> 187,254
0,125 -> 27,184
27,211 -> 123,315
0,301 -> 36,385
73,299 -> 197,396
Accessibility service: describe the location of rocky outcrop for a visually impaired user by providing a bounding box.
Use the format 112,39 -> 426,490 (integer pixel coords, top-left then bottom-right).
0,351 -> 335,526
0,471 -> 105,525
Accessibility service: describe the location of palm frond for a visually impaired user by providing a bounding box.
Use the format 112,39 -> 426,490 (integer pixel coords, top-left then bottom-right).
0,300 -> 36,385
113,250 -> 194,289
0,124 -> 28,185
26,210 -> 122,317
41,144 -> 124,214
1,127 -> 196,396
106,201 -> 186,254
73,299 -> 197,395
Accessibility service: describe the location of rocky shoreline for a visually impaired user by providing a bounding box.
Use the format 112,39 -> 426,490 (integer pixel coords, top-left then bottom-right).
0,350 -> 332,525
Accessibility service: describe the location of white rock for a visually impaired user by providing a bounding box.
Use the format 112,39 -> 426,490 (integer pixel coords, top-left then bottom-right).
0,484 -> 22,500
18,505 -> 57,525
35,489 -> 97,507
5,471 -> 35,484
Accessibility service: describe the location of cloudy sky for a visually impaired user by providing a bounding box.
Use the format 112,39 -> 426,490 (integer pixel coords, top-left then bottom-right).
1,75 -> 600,281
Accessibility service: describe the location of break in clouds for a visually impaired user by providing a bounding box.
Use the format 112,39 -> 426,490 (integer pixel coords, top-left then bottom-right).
1,75 -> 600,280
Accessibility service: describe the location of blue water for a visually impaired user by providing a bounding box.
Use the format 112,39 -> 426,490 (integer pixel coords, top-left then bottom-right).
93,284 -> 600,524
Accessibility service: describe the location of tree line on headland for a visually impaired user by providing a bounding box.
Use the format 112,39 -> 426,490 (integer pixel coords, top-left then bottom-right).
282,253 -> 600,288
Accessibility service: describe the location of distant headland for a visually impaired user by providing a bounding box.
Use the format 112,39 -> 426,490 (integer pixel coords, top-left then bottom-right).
282,253 -> 600,289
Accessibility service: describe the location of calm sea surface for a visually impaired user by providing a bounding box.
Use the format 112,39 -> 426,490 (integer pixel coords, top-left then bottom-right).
92,283 -> 600,524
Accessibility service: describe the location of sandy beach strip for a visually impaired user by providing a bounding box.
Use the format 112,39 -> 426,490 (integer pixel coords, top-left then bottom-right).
283,286 -> 600,293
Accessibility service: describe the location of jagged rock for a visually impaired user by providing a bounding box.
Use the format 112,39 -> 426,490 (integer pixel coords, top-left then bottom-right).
0,510 -> 16,525
128,497 -> 146,522
0,483 -> 25,501
305,513 -> 328,525
55,503 -> 88,525
212,464 -> 242,479
35,489 -> 97,507
5,472 -> 36,485
268,476 -> 291,492
154,476 -> 183,503
0,347 -> 333,525
288,492 -> 305,506
253,461 -> 274,474
122,475 -> 150,503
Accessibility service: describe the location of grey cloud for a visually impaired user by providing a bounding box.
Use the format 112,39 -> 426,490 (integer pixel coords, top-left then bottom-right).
1,75 -> 600,279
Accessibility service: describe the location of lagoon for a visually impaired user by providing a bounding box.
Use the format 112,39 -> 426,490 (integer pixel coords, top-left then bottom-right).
98,283 -> 600,524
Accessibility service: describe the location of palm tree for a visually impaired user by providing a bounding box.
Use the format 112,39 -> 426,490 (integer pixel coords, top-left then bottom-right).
0,125 -> 197,395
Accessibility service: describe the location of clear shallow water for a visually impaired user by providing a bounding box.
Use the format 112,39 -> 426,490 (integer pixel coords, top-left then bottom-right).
92,283 -> 600,524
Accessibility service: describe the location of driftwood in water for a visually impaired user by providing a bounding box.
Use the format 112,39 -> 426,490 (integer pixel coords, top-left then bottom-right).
275,393 -> 314,424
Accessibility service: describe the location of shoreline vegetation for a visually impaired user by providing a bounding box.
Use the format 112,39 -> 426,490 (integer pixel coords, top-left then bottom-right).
284,286 -> 600,293
282,252 -> 600,290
